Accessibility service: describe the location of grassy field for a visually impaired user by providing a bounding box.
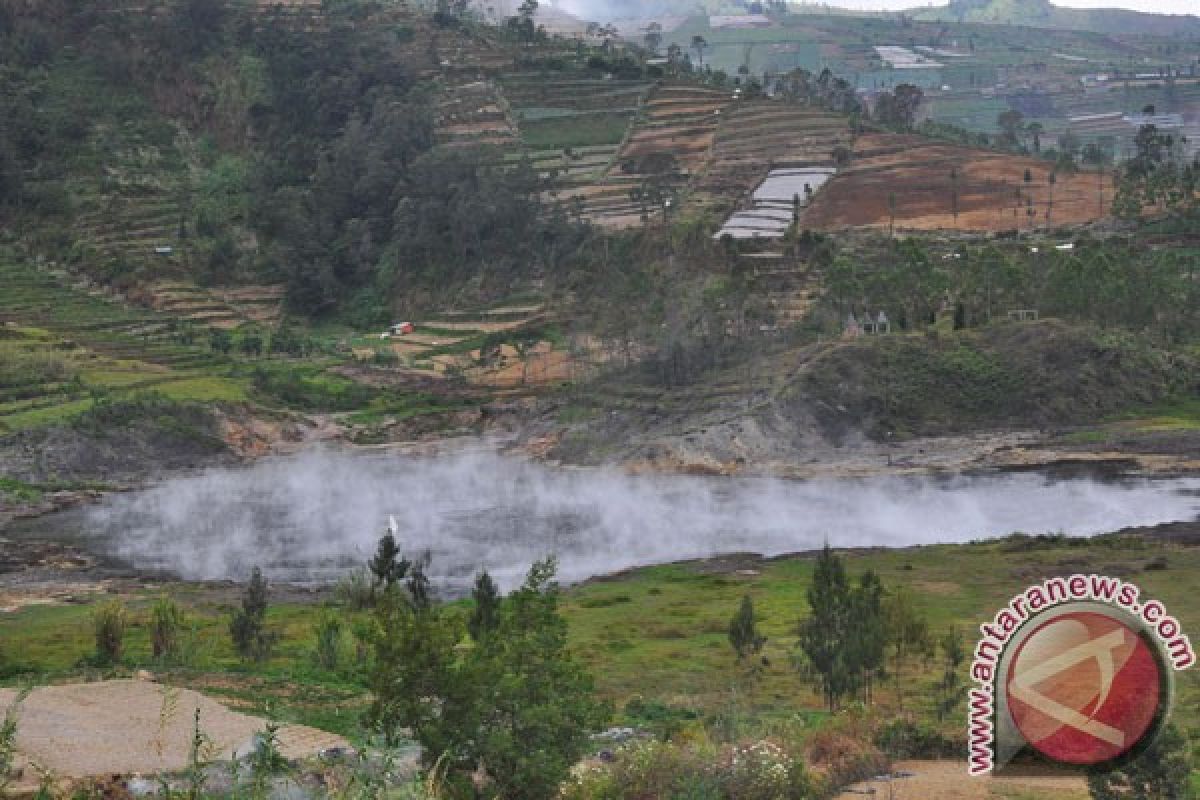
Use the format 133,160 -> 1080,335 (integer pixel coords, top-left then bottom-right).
3,533 -> 1198,753
0,259 -> 248,432
519,112 -> 635,150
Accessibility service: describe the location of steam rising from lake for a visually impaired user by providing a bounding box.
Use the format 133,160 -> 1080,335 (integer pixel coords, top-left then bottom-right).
77,448 -> 1199,590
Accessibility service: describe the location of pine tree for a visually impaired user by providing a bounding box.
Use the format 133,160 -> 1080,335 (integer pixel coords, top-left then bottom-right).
798,544 -> 853,710
367,557 -> 609,799
849,570 -> 886,704
406,551 -> 432,612
728,595 -> 766,660
936,626 -> 965,721
368,530 -> 410,590
467,570 -> 500,641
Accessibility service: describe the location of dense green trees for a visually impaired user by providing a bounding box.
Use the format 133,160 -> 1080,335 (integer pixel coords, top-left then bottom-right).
797,545 -> 890,710
0,0 -> 590,319
366,542 -> 609,800
821,235 -> 1200,343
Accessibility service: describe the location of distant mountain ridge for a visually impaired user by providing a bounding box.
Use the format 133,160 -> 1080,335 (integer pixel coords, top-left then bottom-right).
912,0 -> 1200,36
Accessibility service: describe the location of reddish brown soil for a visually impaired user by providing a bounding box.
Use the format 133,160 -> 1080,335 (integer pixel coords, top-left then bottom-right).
802,134 -> 1112,233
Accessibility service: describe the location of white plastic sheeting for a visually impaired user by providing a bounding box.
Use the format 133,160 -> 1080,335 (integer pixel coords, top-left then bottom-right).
716,167 -> 837,240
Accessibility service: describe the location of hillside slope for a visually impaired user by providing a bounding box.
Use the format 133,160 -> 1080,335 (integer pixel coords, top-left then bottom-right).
914,0 -> 1200,36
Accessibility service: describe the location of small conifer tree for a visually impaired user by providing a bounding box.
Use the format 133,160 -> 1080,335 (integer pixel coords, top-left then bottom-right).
729,595 -> 766,660
230,567 -> 276,662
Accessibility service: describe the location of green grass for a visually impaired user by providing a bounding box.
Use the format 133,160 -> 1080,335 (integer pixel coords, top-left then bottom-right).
345,392 -> 474,426
4,534 -> 1197,742
520,112 -> 633,149
0,476 -> 44,503
1110,397 -> 1200,432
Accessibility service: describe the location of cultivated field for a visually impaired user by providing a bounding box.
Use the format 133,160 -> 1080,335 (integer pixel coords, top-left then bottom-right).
801,133 -> 1112,232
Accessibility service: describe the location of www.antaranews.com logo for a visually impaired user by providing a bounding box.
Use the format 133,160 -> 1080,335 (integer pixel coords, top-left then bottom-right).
967,574 -> 1195,776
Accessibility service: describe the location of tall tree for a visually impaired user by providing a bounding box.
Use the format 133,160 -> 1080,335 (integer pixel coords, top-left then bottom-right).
468,570 -> 501,641
798,544 -> 854,710
367,557 -> 609,799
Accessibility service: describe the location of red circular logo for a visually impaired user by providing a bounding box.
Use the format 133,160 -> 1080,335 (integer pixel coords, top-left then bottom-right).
1005,610 -> 1165,765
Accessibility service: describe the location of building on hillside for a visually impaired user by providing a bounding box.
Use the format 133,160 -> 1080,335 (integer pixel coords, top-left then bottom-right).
709,14 -> 772,29
844,313 -> 863,338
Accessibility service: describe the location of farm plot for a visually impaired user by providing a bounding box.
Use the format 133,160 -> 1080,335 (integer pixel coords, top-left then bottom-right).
696,100 -> 852,224
0,261 -> 243,430
371,303 -> 573,390
555,84 -> 731,228
129,282 -> 284,330
504,74 -> 649,185
800,133 -> 1111,233
435,78 -> 520,151
716,168 -> 837,239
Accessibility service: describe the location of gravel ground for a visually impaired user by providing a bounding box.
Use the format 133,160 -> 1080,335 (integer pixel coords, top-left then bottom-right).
0,680 -> 347,787
838,759 -> 1088,799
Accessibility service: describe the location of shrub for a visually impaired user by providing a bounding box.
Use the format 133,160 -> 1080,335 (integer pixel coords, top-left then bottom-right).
250,365 -> 375,411
93,599 -> 128,665
336,567 -> 377,610
313,609 -> 344,671
0,349 -> 74,389
151,596 -> 185,663
874,718 -> 960,759
0,692 -> 23,793
230,567 -> 277,662
562,737 -> 813,800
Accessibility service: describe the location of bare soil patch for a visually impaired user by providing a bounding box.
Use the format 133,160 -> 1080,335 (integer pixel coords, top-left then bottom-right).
838,759 -> 1088,799
0,680 -> 347,788
803,134 -> 1111,232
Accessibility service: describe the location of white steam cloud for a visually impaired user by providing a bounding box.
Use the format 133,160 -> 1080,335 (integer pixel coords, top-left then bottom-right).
80,448 -> 1199,591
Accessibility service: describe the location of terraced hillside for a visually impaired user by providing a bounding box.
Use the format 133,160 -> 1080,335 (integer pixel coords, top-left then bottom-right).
695,102 -> 853,215
0,260 -> 243,431
551,84 -> 733,228
503,73 -> 650,185
801,133 -> 1112,232
436,78 -> 520,150
363,302 -> 584,390
129,283 -> 284,330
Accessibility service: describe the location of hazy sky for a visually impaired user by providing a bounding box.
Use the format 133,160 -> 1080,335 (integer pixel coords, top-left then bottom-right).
554,0 -> 1198,18
795,0 -> 1198,12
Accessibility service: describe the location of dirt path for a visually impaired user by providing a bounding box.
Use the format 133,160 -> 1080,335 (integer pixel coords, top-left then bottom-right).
838,759 -> 1089,799
0,680 -> 348,788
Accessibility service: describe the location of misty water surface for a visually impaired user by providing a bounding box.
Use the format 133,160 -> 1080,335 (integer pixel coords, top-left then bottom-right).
32,448 -> 1197,590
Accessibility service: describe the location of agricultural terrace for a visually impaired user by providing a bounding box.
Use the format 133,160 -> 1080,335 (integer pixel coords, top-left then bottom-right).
801,133 -> 1113,232
698,100 -> 853,228
548,84 -> 731,228
435,78 -> 520,151
502,72 -> 651,185
0,260 -> 244,432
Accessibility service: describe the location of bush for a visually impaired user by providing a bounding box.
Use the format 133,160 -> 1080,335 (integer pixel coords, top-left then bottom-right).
336,567 -> 377,610
151,596 -> 184,663
230,567 -> 277,662
0,692 -> 21,793
562,737 -> 814,800
313,609 -> 344,671
93,599 -> 128,665
250,366 -> 375,411
0,349 -> 74,389
873,718 -> 960,759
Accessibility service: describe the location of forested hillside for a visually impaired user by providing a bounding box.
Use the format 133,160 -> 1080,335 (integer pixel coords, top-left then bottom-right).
0,0 -> 590,320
